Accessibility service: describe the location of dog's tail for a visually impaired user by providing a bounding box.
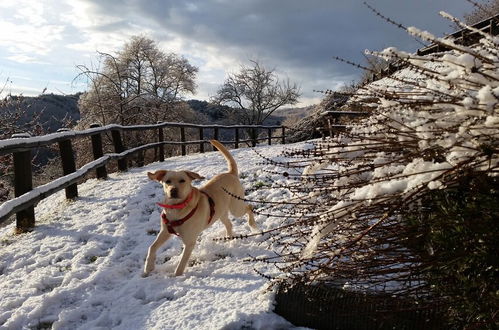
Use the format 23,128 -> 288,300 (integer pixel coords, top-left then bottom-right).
210,140 -> 238,175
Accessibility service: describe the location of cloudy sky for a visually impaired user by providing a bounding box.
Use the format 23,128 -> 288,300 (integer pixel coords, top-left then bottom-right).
0,0 -> 476,106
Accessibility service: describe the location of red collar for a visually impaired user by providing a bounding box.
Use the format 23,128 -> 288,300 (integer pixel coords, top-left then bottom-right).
158,191 -> 216,236
157,191 -> 194,209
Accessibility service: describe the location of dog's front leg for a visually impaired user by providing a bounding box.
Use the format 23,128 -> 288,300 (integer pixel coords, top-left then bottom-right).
174,240 -> 196,276
143,229 -> 172,276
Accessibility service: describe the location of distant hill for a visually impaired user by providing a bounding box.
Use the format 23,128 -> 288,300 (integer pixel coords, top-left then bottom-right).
2,94 -> 313,140
268,105 -> 315,124
187,99 -> 315,126
273,106 -> 314,119
5,93 -> 81,133
0,94 -> 81,167
186,99 -> 232,122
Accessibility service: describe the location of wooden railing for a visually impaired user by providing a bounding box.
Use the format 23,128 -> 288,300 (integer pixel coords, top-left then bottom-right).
366,14 -> 499,83
317,111 -> 368,138
0,121 -> 286,231
417,13 -> 499,56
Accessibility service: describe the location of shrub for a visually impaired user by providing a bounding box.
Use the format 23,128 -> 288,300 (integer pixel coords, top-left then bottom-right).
252,10 -> 499,329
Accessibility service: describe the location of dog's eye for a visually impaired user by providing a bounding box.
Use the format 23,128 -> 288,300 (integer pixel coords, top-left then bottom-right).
165,180 -> 171,184
179,179 -> 186,183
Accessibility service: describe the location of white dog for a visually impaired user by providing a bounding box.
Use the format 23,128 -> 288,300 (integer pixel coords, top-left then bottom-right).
144,140 -> 258,276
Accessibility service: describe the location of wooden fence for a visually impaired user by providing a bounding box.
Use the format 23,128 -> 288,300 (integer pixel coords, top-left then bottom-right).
0,121 -> 286,231
316,110 -> 368,138
417,13 -> 499,56
366,14 -> 499,82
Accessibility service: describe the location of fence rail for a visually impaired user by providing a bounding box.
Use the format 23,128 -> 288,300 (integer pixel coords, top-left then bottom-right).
417,13 -> 499,56
0,122 -> 284,156
317,111 -> 369,138
0,121 -> 287,230
365,14 -> 499,83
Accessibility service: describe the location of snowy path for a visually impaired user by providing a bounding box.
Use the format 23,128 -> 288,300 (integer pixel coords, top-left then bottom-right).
0,142 -> 310,330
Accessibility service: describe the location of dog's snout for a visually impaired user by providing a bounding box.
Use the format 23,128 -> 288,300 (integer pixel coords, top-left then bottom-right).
170,188 -> 179,198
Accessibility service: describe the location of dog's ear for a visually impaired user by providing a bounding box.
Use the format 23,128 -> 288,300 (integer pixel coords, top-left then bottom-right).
184,171 -> 205,181
148,170 -> 168,182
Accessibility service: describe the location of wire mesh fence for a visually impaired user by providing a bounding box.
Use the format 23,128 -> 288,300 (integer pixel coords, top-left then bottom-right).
274,283 -> 445,330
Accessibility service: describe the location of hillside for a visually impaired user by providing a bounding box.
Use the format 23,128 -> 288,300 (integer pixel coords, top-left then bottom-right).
272,105 -> 314,121
187,99 -> 314,126
3,96 -> 307,133
3,94 -> 81,133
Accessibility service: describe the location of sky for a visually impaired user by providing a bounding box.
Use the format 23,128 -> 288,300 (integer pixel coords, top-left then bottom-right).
0,0 -> 477,106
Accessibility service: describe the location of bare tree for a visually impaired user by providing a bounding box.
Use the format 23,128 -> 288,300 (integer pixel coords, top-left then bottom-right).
212,60 -> 300,126
76,35 -> 198,128
359,53 -> 391,85
74,35 -> 201,167
463,0 -> 499,25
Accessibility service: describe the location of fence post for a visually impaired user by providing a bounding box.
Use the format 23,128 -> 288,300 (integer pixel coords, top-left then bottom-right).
268,128 -> 272,145
158,123 -> 165,162
251,127 -> 257,147
57,128 -> 78,199
234,128 -> 239,149
327,118 -> 333,138
12,133 -> 35,232
199,127 -> 204,153
89,124 -> 107,179
111,129 -> 127,171
180,126 -> 186,156
281,126 -> 286,144
213,127 -> 219,151
462,29 -> 470,45
491,20 -> 498,35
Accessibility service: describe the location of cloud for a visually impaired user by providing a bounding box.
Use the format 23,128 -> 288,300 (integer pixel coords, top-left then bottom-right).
0,0 -> 476,105
13,1 -> 47,26
6,54 -> 43,64
0,21 -> 65,57
0,82 -> 44,97
0,0 -> 66,65
69,0 -> 473,102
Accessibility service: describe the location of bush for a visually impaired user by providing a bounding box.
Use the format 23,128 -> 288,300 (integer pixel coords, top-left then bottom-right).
405,175 -> 499,328
251,10 -> 499,330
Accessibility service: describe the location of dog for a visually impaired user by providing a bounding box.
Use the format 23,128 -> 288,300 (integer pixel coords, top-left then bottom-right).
143,140 -> 258,276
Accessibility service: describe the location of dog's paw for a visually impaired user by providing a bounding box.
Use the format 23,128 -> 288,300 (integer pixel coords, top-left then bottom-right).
142,265 -> 155,277
250,227 -> 261,234
143,261 -> 155,274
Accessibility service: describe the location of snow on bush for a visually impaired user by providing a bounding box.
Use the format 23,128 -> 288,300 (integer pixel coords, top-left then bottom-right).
257,11 -> 499,304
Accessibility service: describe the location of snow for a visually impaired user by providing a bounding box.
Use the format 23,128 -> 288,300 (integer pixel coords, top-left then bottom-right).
477,85 -> 498,111
0,155 -> 111,220
298,26 -> 499,263
0,142 -> 312,330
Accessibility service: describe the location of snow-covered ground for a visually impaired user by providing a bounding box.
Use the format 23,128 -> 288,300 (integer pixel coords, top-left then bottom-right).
0,141 -> 312,330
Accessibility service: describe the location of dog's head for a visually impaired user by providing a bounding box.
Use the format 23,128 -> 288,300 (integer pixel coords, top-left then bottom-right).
147,170 -> 204,200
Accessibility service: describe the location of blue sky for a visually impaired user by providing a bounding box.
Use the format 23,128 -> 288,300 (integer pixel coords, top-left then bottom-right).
0,0 -> 477,106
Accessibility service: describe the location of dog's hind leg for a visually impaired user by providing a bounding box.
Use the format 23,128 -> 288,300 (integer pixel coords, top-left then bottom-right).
230,198 -> 259,233
245,204 -> 259,233
143,229 -> 172,276
220,212 -> 234,237
175,240 -> 196,276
